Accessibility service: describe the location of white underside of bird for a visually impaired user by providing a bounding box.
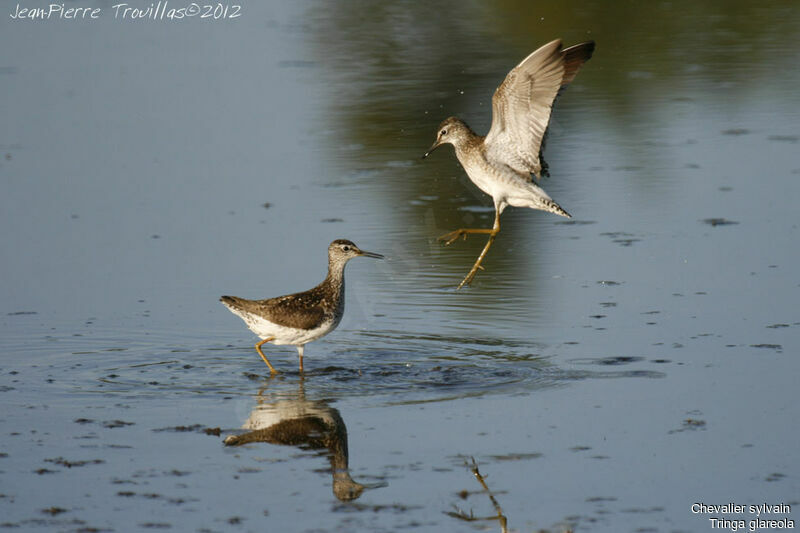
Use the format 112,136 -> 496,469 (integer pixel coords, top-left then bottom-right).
220,300 -> 338,346
463,151 -> 562,215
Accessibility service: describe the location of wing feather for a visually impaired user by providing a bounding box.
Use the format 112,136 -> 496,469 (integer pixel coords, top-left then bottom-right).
485,40 -> 595,179
221,294 -> 327,330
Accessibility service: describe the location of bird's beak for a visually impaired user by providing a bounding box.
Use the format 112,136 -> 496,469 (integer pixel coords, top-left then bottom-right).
359,250 -> 384,259
422,140 -> 441,159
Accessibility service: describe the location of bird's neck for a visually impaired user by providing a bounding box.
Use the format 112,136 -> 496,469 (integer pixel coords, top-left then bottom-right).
453,126 -> 484,158
323,258 -> 347,294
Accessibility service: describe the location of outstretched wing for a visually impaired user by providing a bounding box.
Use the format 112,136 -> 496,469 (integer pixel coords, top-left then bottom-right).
484,40 -> 595,179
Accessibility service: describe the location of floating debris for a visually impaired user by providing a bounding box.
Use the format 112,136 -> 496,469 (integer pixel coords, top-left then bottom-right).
597,356 -> 643,366
669,418 -> 707,434
103,420 -> 135,429
44,457 -> 105,468
767,135 -> 798,143
751,343 -> 782,351
487,452 -> 542,461
600,231 -> 641,246
702,218 -> 739,227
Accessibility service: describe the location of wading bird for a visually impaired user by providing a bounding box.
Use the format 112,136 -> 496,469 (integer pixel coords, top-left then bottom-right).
221,239 -> 383,373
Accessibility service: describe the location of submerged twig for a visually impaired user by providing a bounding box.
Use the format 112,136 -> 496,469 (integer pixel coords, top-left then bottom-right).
445,457 -> 508,533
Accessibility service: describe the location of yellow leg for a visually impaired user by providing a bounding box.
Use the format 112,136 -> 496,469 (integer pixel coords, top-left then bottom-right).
457,231 -> 499,289
297,345 -> 305,373
456,209 -> 501,289
255,337 -> 278,374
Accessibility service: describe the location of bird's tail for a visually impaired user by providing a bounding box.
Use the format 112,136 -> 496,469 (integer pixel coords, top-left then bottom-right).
220,295 -> 254,321
541,197 -> 571,218
510,182 -> 572,218
220,295 -> 244,310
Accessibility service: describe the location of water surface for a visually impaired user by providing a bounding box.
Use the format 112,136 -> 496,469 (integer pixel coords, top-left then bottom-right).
1,1 -> 799,531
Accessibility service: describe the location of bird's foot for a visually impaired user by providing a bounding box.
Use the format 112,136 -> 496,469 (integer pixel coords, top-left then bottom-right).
437,228 -> 494,246
438,229 -> 467,246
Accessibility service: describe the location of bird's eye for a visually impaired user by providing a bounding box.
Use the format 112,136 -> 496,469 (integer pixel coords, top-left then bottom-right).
440,129 -> 447,136
342,245 -> 351,251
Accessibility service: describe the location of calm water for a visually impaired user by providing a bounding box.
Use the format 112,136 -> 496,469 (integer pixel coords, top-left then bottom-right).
2,1 -> 799,532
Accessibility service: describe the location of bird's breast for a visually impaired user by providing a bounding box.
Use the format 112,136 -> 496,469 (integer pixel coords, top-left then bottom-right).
459,152 -> 528,203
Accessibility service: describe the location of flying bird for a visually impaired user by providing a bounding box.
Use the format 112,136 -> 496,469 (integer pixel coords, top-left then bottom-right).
423,39 -> 595,288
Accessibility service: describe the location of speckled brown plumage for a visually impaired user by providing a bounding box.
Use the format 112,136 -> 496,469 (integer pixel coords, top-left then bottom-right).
220,283 -> 335,331
220,239 -> 383,373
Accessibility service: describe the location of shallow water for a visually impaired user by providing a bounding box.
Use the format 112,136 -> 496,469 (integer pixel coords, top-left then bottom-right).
2,1 -> 800,532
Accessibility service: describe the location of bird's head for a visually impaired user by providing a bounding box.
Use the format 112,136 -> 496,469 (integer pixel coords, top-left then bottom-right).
422,117 -> 472,158
328,239 -> 384,264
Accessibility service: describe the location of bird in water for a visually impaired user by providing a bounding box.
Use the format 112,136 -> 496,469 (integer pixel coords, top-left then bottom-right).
423,39 -> 595,288
220,239 -> 383,373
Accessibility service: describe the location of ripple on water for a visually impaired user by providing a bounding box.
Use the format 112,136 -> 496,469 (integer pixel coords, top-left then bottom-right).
39,329 -> 668,405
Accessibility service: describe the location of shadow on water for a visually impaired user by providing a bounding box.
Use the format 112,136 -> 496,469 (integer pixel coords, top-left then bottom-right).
223,378 -> 383,502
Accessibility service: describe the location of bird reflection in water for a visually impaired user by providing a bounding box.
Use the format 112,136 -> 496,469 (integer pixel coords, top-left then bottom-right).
224,379 -> 367,501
